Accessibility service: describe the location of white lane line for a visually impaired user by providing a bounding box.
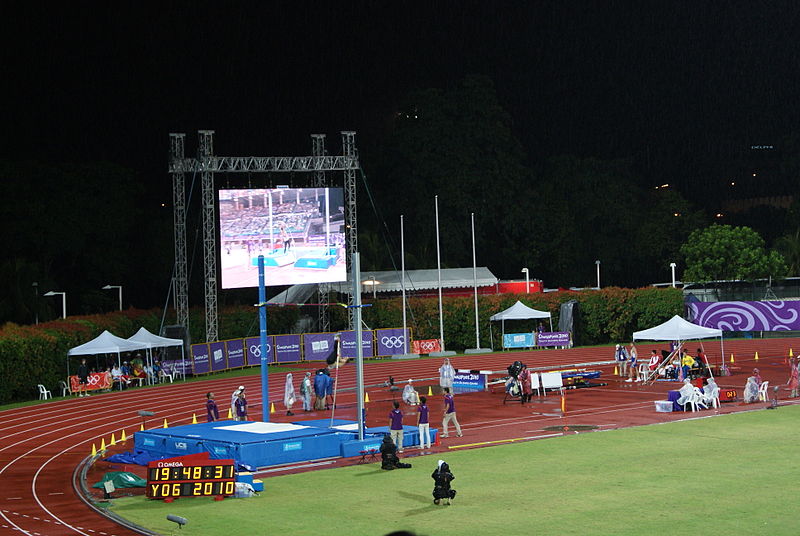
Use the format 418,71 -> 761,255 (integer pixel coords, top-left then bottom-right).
47,492 -> 64,495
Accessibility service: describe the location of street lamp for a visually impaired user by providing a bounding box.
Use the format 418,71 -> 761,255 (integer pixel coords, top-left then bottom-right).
521,268 -> 529,293
669,263 -> 677,288
32,282 -> 39,325
595,260 -> 601,289
44,291 -> 66,319
362,277 -> 380,300
102,285 -> 123,311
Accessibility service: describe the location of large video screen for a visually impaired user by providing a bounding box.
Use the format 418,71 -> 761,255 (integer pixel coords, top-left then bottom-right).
218,187 -> 346,289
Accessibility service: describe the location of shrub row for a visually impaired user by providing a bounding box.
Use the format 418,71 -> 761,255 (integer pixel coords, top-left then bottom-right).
0,288 -> 681,403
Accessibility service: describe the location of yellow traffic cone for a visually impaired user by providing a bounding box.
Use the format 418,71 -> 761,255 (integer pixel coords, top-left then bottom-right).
100,438 -> 107,451
121,429 -> 127,442
427,385 -> 433,396
109,433 -> 116,446
192,413 -> 198,424
614,365 -> 619,376
227,408 -> 233,419
755,351 -> 759,361
365,392 -> 370,403
270,402 -> 276,414
91,443 -> 97,457
163,418 -> 169,428
730,353 -> 735,364
139,423 -> 144,431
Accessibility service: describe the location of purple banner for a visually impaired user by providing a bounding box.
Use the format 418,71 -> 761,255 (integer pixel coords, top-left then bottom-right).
225,338 -> 245,368
245,336 -> 274,366
303,333 -> 336,362
275,334 -> 302,362
209,341 -> 227,372
536,331 -> 571,347
690,301 -> 800,331
191,343 -> 210,374
162,358 -> 191,376
375,328 -> 411,356
340,330 -> 374,359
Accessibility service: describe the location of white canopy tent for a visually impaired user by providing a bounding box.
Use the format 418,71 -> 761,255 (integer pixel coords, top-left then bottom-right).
127,327 -> 186,383
67,330 -> 149,376
489,301 -> 553,349
633,315 -> 724,381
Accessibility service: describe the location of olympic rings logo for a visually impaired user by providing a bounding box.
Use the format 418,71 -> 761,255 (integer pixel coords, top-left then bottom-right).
249,344 -> 271,357
381,336 -> 405,349
419,340 -> 437,351
87,375 -> 102,385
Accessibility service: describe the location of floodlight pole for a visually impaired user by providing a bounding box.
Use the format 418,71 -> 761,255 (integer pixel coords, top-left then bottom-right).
670,263 -> 677,288
258,256 -> 269,422
521,268 -> 529,293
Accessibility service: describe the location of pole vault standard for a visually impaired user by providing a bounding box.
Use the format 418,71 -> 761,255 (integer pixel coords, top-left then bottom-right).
168,131 -> 360,342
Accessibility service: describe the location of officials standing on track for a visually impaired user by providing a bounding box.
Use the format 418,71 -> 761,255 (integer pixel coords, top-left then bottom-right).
418,396 -> 431,450
389,401 -> 405,452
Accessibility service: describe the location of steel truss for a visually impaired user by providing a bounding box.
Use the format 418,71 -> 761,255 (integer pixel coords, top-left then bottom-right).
169,131 -> 359,341
311,134 -> 331,333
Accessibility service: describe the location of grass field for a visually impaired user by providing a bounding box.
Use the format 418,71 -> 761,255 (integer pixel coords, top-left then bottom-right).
109,404 -> 800,536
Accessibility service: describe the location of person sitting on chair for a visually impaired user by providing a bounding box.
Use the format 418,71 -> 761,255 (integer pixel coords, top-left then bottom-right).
743,375 -> 760,403
701,377 -> 720,407
402,379 -> 420,405
379,434 -> 411,470
676,379 -> 695,410
431,460 -> 456,505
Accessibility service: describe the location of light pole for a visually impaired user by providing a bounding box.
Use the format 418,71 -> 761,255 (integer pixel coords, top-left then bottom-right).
595,260 -> 601,289
32,282 -> 39,325
670,263 -> 677,288
44,291 -> 66,319
521,268 -> 529,293
102,285 -> 123,311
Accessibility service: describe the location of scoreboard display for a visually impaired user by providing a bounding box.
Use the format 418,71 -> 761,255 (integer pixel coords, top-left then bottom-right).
146,459 -> 236,499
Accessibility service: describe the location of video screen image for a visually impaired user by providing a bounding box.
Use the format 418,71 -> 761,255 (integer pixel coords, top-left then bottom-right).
218,187 -> 346,289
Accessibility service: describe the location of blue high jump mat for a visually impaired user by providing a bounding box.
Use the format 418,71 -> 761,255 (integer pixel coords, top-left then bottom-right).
134,420 -> 357,468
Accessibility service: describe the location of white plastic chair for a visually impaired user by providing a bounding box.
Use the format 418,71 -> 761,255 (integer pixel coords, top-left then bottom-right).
530,372 -> 541,397
637,363 -> 649,382
703,386 -> 720,408
58,380 -> 70,397
758,381 -> 770,402
160,369 -> 174,383
37,384 -> 52,400
691,387 -> 708,410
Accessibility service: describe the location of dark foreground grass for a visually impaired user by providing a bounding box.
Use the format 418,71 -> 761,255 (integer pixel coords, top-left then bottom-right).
109,404 -> 800,536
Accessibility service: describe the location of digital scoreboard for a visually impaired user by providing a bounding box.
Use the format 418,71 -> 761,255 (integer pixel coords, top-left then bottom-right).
146,458 -> 236,499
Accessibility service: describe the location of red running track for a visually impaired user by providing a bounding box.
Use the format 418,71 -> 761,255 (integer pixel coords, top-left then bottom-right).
1,338 -> 797,535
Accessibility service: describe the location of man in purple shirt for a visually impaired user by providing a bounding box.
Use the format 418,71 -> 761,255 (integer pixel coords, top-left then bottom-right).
417,396 -> 431,450
206,392 -> 220,422
388,401 -> 405,453
441,388 -> 462,438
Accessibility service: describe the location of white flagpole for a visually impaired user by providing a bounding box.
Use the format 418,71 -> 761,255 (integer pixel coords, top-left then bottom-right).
472,213 -> 480,348
465,212 -> 489,354
431,196 -> 455,357
436,195 -> 445,351
401,215 -> 408,354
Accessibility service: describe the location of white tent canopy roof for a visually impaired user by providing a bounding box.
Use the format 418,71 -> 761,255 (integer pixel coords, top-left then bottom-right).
490,300 -> 551,321
633,315 -> 723,341
67,330 -> 148,356
127,327 -> 183,348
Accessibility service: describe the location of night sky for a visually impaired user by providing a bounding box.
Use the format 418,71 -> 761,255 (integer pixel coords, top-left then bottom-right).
6,3 -> 798,180
3,2 -> 799,307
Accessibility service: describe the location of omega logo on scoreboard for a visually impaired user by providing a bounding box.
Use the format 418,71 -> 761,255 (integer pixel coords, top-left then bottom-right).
146,457 -> 236,499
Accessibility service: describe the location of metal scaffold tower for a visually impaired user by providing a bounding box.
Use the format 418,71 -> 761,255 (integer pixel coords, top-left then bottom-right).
198,130 -> 218,342
169,133 -> 189,330
312,134 -> 331,333
169,131 -> 359,342
341,131 -> 359,325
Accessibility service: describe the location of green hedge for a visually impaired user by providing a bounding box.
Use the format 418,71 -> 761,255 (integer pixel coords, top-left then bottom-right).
0,289 -> 681,403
